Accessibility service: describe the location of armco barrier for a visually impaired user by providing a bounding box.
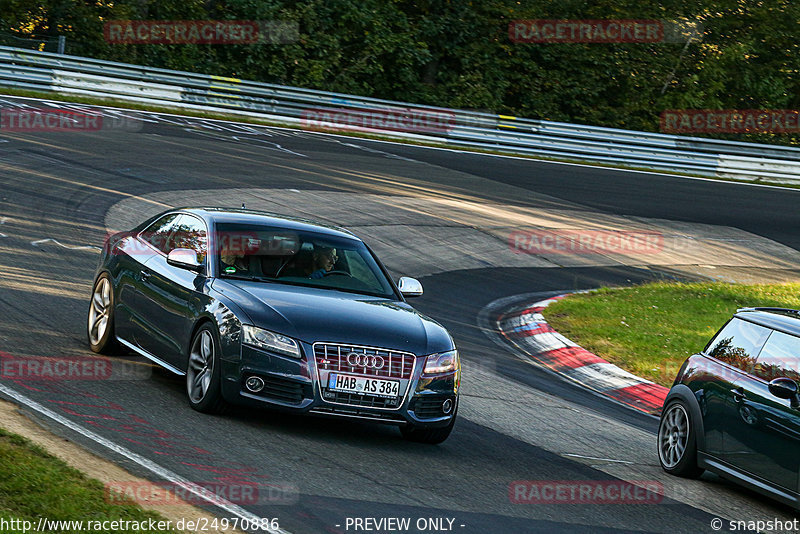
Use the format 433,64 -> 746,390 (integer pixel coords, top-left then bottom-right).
1,45 -> 799,183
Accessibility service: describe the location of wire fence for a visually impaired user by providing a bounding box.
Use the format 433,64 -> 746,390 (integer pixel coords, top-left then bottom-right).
0,31 -> 64,54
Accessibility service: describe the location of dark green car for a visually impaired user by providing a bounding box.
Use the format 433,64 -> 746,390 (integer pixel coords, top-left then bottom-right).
659,307 -> 800,508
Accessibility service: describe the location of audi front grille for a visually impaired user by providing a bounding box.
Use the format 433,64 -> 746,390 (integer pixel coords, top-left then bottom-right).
313,342 -> 417,411
313,343 -> 416,380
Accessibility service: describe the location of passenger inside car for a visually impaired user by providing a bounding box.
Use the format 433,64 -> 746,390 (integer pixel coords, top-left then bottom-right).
220,250 -> 249,273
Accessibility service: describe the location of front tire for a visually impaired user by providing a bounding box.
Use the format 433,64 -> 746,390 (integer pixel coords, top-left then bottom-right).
186,324 -> 228,414
400,405 -> 457,444
87,274 -> 117,354
658,400 -> 704,478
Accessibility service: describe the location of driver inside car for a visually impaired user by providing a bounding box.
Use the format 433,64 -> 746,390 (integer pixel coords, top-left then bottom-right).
309,246 -> 337,279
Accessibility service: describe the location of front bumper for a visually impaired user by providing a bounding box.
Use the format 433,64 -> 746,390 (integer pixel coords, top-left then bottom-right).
220,343 -> 458,427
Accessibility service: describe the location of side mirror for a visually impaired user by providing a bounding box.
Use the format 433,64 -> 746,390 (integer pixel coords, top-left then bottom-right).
769,377 -> 800,408
167,248 -> 203,273
398,276 -> 423,298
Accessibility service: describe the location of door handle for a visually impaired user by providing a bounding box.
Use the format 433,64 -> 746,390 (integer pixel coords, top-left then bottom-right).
730,388 -> 746,402
139,270 -> 151,281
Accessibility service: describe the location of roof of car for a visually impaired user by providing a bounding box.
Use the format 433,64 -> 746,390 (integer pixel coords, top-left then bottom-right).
735,308 -> 800,337
179,207 -> 359,240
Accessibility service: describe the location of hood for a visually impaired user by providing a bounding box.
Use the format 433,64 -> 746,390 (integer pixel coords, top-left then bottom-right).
212,280 -> 453,356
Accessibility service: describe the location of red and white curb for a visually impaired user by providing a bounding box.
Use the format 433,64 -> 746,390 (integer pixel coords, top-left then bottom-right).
497,295 -> 668,415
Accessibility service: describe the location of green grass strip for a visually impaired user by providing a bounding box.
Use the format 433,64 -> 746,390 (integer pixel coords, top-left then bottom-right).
0,427 -> 178,533
545,282 -> 800,387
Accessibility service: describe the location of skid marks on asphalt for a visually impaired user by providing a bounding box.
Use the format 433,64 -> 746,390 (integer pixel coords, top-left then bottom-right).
314,136 -> 422,163
109,110 -> 313,158
186,129 -> 308,158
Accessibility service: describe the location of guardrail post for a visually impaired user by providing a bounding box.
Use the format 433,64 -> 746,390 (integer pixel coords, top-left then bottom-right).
57,35 -> 65,54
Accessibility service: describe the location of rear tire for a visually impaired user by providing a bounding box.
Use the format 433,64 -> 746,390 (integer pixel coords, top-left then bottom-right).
658,400 -> 704,478
186,324 -> 228,414
87,274 -> 118,354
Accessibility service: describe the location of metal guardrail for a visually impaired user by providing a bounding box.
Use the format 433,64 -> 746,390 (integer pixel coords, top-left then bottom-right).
1,45 -> 799,183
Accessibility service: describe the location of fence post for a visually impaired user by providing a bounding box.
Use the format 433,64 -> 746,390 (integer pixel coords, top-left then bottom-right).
57,35 -> 65,54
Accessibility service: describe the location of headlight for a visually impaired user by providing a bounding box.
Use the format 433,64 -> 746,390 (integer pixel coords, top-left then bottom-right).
423,350 -> 459,375
242,325 -> 301,358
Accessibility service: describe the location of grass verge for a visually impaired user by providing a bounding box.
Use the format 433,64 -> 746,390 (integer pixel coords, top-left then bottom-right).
544,281 -> 800,387
0,427 -> 178,533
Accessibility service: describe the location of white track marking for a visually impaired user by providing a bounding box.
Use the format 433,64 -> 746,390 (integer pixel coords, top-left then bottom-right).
339,142 -> 419,162
0,383 -> 289,534
103,110 -> 159,123
30,238 -> 101,251
563,453 -> 634,464
8,93 -> 798,191
230,136 -> 308,158
184,129 -> 307,157
0,216 -> 7,237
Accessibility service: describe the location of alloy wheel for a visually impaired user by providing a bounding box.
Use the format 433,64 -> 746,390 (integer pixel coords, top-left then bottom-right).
188,330 -> 214,403
658,403 -> 690,468
88,278 -> 111,346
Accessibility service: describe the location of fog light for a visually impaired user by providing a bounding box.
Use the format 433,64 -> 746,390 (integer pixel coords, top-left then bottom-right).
245,376 -> 265,393
442,398 -> 453,415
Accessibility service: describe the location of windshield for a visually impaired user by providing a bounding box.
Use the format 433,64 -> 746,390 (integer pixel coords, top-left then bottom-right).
213,223 -> 396,299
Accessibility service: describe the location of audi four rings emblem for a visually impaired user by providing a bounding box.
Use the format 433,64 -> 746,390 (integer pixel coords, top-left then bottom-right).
346,352 -> 385,369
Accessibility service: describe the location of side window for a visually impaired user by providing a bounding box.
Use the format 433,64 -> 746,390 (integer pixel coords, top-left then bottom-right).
141,214 -> 179,254
169,215 -> 208,263
705,318 -> 770,373
753,331 -> 800,382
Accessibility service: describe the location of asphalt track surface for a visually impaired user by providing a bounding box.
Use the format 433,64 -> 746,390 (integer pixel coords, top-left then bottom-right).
2,97 -> 800,533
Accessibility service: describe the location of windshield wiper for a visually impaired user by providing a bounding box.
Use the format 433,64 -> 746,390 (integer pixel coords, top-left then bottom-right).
219,274 -> 273,282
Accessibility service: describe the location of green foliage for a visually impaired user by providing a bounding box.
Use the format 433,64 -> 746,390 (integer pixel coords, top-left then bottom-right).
546,282 -> 800,386
2,0 -> 799,144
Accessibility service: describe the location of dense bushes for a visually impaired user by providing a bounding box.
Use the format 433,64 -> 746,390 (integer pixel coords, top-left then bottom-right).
3,0 -> 798,143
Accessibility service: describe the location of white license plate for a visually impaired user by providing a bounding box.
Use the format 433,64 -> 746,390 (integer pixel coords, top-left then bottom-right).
328,373 -> 400,398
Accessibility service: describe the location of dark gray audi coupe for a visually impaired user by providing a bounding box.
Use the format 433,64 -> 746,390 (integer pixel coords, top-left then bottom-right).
88,208 -> 460,443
